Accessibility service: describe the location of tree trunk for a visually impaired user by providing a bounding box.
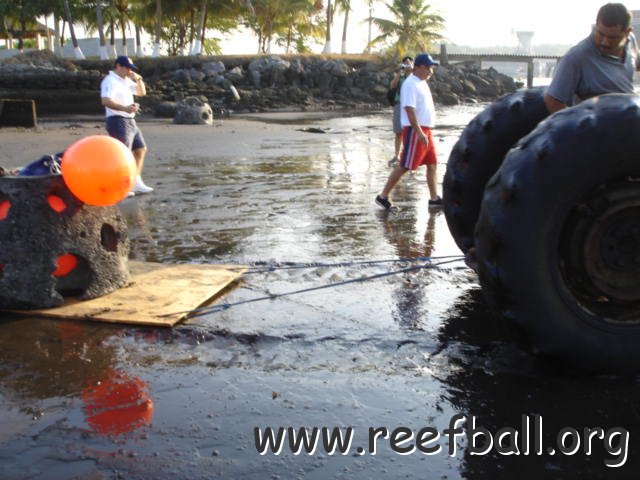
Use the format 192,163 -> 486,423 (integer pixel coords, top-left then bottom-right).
44,15 -> 53,52
266,19 -> 272,54
366,4 -> 372,54
341,3 -> 349,54
322,0 -> 332,54
96,1 -> 108,60
60,18 -> 66,48
135,24 -> 143,57
152,0 -> 161,57
63,0 -> 85,59
109,21 -> 117,58
191,0 -> 206,55
120,17 -> 127,56
18,20 -> 25,52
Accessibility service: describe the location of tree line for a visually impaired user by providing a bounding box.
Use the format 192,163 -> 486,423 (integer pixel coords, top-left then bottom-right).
0,0 -> 444,59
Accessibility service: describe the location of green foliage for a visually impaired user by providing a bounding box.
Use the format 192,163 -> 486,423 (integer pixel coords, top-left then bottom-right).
202,37 -> 223,55
369,0 -> 444,57
246,0 -> 324,53
0,0 -> 448,58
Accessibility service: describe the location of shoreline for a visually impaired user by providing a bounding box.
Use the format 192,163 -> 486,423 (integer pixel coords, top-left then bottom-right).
0,111 -> 363,168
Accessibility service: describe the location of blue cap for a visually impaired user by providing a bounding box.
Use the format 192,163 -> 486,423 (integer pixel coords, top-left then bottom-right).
115,55 -> 137,70
414,53 -> 439,67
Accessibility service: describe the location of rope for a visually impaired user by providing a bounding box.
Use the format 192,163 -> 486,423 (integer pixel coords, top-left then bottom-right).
171,257 -> 464,320
241,255 -> 465,274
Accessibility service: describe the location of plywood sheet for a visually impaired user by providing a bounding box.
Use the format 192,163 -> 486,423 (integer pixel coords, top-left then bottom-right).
12,261 -> 245,327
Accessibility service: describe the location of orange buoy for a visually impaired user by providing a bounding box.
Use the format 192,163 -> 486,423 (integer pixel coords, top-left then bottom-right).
61,135 -> 136,206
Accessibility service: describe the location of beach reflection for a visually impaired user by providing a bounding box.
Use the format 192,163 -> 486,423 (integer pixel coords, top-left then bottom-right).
0,318 -> 154,439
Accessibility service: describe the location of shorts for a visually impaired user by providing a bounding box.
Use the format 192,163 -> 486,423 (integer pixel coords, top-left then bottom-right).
392,103 -> 402,134
105,116 -> 146,150
400,126 -> 437,170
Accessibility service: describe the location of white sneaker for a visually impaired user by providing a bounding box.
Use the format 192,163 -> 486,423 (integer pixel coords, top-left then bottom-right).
127,191 -> 135,197
133,176 -> 154,194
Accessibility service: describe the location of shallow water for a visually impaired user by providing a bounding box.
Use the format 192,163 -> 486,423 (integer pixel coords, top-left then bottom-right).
2,105 -> 640,479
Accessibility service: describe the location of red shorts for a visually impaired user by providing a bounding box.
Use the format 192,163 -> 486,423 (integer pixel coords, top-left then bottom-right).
400,126 -> 437,170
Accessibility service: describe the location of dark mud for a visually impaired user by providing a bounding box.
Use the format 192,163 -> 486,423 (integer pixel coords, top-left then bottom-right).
1,107 -> 640,479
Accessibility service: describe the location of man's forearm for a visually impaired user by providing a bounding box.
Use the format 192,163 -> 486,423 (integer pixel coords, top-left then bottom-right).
134,78 -> 146,96
405,106 -> 428,144
101,98 -> 137,114
544,93 -> 567,113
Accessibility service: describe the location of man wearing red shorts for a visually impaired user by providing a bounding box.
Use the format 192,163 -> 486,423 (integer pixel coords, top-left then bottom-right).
376,52 -> 442,210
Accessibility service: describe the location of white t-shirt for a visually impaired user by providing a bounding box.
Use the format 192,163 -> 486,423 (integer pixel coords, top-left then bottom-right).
100,71 -> 138,118
399,74 -> 436,128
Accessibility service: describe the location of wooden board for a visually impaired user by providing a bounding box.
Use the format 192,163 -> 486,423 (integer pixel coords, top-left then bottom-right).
12,261 -> 246,327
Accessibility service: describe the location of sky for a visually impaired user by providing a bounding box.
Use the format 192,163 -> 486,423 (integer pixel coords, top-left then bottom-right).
219,0 -> 640,54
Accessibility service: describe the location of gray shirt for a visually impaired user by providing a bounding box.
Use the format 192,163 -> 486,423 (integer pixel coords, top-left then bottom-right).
546,33 -> 638,106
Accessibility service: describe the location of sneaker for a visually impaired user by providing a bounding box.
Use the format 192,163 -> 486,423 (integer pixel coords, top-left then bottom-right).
133,176 -> 154,194
388,157 -> 398,167
428,196 -> 444,207
127,191 -> 135,197
375,195 -> 393,210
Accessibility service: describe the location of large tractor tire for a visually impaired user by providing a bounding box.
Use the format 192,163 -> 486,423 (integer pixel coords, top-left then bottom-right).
443,88 -> 549,253
474,94 -> 640,372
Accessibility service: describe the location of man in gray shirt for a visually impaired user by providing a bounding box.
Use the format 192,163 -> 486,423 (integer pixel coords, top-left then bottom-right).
544,3 -> 639,113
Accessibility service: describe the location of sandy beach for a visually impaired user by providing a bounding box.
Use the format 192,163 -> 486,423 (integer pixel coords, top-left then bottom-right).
0,113 -> 341,168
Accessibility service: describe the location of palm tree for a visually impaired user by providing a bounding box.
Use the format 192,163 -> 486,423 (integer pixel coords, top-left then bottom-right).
369,0 -> 443,57
321,0 -> 332,54
335,0 -> 350,54
63,0 -> 85,59
112,0 -> 131,56
191,0 -> 206,55
126,0 -> 148,56
152,0 -> 161,56
276,0 -> 323,53
365,0 -> 374,53
248,0 -> 291,54
95,1 -> 108,59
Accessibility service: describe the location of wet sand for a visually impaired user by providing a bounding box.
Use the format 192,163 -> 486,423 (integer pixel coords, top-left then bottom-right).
1,109 -> 640,480
0,114 -> 334,167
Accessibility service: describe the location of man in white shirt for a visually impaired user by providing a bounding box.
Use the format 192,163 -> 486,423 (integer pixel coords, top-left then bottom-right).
376,53 -> 442,210
100,55 -> 153,195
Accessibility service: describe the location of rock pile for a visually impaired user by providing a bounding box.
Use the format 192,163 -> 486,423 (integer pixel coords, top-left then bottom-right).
0,52 -> 519,115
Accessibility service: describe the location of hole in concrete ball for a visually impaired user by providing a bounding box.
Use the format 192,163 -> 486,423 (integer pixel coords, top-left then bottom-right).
54,253 -> 78,277
47,195 -> 67,213
0,199 -> 11,220
55,254 -> 91,298
101,223 -> 119,253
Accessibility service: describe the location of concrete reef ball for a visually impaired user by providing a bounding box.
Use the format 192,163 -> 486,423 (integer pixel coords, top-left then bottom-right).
62,135 -> 136,206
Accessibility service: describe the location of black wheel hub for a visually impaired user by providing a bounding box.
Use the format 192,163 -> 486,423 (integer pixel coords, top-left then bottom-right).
560,178 -> 640,322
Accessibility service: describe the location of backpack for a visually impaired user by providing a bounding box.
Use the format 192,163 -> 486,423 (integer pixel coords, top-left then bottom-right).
386,86 -> 398,107
18,153 -> 63,176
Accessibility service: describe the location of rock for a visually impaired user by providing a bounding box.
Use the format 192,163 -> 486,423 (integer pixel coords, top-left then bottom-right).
330,60 -> 350,77
477,83 -> 501,97
225,66 -> 244,84
248,56 -> 290,87
154,101 -> 177,118
202,61 -> 225,75
174,96 -> 213,125
439,92 -> 460,106
0,54 -> 521,114
462,80 -> 477,95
